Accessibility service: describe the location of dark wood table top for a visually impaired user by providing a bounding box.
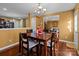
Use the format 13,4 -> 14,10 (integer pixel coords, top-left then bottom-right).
27,32 -> 52,41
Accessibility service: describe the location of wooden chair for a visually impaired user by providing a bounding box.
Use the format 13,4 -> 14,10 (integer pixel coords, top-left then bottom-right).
41,33 -> 57,56
43,29 -> 49,33
49,33 -> 57,56
20,33 -> 39,56
27,29 -> 33,33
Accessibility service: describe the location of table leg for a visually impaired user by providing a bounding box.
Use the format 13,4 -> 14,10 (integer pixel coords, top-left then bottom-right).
44,41 -> 47,56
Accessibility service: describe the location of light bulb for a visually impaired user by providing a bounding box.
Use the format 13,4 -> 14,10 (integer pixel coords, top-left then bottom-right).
43,8 -> 46,11
3,8 -> 7,11
38,6 -> 42,9
34,10 -> 37,12
37,11 -> 40,14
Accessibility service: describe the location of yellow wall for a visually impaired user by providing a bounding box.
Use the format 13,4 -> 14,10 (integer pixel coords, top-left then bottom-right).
59,10 -> 74,42
36,16 -> 44,29
46,10 -> 74,42
0,28 -> 30,48
47,21 -> 58,29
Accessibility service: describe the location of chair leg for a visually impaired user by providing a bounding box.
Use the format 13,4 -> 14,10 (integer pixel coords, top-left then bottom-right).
36,45 -> 39,56
50,47 -> 52,56
39,42 -> 42,56
27,49 -> 30,56
53,43 -> 55,56
30,49 -> 33,56
22,46 -> 23,55
40,44 -> 42,56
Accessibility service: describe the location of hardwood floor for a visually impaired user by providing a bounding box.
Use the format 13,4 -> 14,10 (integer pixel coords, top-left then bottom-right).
54,41 -> 78,56
0,44 -> 19,56
0,41 -> 78,56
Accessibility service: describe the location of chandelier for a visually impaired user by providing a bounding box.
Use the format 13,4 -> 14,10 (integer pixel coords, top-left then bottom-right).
33,3 -> 47,16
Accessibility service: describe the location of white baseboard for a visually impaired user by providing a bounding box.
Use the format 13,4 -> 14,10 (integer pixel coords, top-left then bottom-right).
78,50 -> 79,55
59,40 -> 74,44
0,42 -> 19,52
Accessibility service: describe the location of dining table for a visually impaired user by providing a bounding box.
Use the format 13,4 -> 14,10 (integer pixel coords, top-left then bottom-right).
19,32 -> 52,56
28,32 -> 53,56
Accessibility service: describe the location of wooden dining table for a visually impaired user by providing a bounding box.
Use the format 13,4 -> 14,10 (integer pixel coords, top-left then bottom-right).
19,32 -> 52,56
27,32 -> 52,56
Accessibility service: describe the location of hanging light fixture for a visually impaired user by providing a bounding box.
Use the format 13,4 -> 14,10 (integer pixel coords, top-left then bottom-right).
33,3 -> 47,16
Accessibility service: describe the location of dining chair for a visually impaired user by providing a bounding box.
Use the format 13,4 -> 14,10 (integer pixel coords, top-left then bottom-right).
27,29 -> 33,33
43,29 -> 49,33
20,33 -> 39,56
41,32 -> 58,56
49,33 -> 58,56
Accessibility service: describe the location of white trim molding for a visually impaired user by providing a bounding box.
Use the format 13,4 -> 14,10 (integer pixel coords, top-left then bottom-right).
0,42 -> 19,52
59,40 -> 75,48
59,40 -> 74,43
78,50 -> 79,55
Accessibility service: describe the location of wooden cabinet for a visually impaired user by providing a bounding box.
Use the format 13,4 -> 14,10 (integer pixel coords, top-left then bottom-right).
0,18 -> 14,28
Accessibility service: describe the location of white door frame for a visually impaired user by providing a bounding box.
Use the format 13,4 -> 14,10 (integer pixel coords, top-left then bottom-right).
31,17 -> 36,32
74,12 -> 78,49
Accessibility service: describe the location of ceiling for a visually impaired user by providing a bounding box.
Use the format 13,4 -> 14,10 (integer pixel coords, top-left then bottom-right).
0,3 -> 76,19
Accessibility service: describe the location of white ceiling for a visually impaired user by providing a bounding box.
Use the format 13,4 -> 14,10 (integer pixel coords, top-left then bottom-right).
0,3 -> 76,19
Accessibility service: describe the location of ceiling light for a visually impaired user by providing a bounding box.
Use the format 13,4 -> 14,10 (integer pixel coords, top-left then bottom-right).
33,3 -> 46,16
3,8 -> 7,11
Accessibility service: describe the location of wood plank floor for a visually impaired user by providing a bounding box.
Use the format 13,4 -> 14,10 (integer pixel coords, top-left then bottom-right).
0,41 -> 78,56
19,41 -> 78,56
54,41 -> 78,56
0,44 -> 19,56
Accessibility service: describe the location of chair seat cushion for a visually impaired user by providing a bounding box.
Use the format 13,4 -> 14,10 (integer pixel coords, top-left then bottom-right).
29,40 -> 38,49
41,40 -> 54,47
22,38 -> 27,42
23,40 -> 38,49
